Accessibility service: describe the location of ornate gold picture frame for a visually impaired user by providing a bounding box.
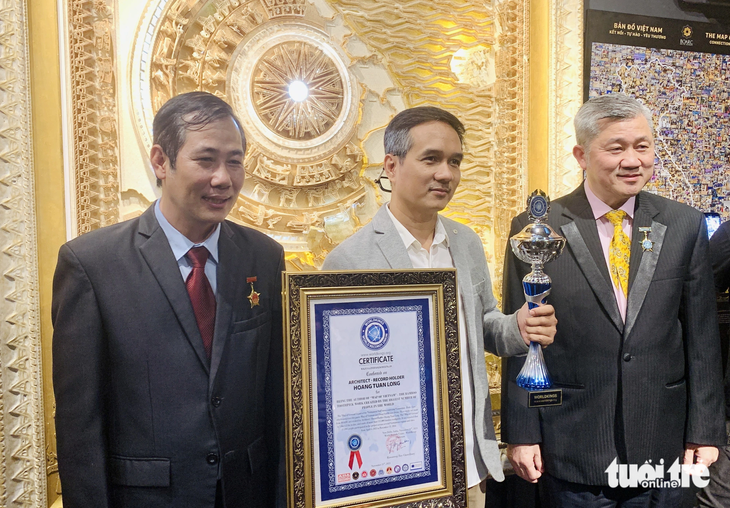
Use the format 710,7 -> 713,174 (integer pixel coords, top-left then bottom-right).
283,269 -> 464,508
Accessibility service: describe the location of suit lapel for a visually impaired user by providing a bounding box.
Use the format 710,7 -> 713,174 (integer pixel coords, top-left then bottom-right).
137,208 -> 210,372
372,206 -> 414,268
560,188 -> 624,333
446,225 -> 475,334
209,222 -> 242,384
624,194 -> 663,340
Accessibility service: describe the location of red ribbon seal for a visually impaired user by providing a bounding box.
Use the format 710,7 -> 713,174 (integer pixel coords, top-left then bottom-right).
348,450 -> 362,470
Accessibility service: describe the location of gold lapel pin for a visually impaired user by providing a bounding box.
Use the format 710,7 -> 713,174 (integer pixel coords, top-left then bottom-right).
247,276 -> 260,307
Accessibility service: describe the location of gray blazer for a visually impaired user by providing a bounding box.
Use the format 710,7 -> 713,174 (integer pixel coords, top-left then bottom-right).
323,204 -> 527,481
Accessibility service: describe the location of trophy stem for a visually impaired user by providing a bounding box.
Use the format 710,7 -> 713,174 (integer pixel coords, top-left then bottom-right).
517,276 -> 554,389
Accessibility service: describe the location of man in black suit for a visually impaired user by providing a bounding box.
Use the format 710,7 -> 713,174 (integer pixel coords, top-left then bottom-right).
501,93 -> 725,507
52,92 -> 285,507
696,219 -> 730,507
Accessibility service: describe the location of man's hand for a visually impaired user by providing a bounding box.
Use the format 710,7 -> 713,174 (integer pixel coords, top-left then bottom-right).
517,303 -> 557,346
507,444 -> 544,483
683,443 -> 719,468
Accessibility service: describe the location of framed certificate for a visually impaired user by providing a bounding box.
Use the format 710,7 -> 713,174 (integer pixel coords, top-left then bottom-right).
283,270 -> 465,508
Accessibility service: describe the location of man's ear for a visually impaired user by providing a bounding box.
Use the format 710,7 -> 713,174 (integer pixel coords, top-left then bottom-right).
572,144 -> 588,171
383,153 -> 398,182
150,145 -> 169,183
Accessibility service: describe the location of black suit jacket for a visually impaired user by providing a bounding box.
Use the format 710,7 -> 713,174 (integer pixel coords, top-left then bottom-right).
501,185 -> 725,485
52,205 -> 285,507
709,220 -> 730,418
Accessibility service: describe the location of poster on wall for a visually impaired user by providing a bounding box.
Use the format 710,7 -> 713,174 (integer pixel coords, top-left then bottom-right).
585,9 -> 730,221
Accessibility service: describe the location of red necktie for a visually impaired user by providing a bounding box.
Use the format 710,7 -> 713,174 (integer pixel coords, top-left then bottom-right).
185,247 -> 216,359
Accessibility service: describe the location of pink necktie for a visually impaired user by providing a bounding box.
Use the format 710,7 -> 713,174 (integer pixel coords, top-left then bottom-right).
185,247 -> 215,359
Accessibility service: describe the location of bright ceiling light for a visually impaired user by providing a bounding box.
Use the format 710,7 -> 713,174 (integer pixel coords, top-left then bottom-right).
288,80 -> 309,102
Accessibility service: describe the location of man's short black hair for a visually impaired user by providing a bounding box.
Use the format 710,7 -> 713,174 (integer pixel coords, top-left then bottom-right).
152,92 -> 245,186
383,106 -> 465,158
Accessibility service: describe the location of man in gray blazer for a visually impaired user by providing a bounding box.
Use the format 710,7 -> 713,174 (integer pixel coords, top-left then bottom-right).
52,92 -> 285,507
323,106 -> 557,507
502,94 -> 725,507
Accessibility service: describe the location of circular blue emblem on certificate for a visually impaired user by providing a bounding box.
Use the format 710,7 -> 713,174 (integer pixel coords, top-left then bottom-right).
348,435 -> 362,451
360,317 -> 389,350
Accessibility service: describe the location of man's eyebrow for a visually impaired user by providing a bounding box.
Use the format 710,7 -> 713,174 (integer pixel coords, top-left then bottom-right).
603,135 -> 653,145
191,147 -> 245,156
418,148 -> 464,160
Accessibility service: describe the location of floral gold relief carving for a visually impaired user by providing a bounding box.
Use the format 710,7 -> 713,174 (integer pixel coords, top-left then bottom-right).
0,0 -> 47,506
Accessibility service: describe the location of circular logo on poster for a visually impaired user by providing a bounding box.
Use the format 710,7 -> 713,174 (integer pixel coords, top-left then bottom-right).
360,317 -> 389,350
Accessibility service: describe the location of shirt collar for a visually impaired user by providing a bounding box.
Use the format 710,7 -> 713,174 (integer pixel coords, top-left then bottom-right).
584,181 -> 635,220
154,200 -> 220,264
385,204 -> 450,250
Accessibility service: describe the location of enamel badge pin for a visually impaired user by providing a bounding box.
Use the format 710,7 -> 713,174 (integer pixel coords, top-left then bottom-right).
247,276 -> 260,307
639,227 -> 653,252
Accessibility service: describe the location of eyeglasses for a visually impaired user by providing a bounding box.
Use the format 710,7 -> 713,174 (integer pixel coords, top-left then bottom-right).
375,168 -> 391,193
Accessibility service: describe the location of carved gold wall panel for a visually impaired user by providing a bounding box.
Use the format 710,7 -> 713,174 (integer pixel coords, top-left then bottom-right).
0,0 -> 48,506
124,0 -> 531,272
67,0 -> 121,237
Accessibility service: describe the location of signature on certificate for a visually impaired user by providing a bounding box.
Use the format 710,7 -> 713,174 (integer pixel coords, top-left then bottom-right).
386,434 -> 408,454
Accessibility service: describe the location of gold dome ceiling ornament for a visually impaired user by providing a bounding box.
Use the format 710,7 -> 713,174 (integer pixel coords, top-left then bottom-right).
130,3 -> 372,263
252,41 -> 345,141
227,22 -> 360,164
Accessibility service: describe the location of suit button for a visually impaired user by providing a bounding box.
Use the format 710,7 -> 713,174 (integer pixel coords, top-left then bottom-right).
207,453 -> 219,465
623,353 -> 632,362
211,396 -> 221,407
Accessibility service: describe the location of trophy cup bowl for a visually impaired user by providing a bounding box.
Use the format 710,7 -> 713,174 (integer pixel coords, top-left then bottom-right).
508,191 -> 565,405
510,224 -> 566,268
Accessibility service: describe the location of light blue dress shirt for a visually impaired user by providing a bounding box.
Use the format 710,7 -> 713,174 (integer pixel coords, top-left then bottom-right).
154,200 -> 220,296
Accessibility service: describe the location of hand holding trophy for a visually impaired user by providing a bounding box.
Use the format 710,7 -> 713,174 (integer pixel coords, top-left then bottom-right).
509,190 -> 565,407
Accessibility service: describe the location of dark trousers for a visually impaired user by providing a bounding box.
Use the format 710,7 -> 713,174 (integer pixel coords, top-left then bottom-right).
215,481 -> 224,508
696,445 -> 730,508
540,473 -> 683,508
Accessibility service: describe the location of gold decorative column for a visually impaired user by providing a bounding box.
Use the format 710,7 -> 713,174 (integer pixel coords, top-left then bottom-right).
549,0 -> 584,197
529,0 -> 584,199
529,0 -> 550,193
28,0 -> 66,502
